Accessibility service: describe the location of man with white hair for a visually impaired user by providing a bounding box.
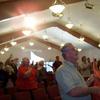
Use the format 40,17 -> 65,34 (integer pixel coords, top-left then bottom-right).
55,43 -> 100,100
16,57 -> 38,90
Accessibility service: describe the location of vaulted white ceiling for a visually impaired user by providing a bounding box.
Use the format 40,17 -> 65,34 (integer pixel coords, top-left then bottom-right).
0,0 -> 100,53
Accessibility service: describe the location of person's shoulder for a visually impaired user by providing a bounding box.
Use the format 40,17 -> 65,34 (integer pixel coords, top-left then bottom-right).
55,65 -> 65,73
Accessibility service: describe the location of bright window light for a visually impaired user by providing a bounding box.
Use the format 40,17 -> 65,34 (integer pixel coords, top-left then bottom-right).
30,51 -> 44,64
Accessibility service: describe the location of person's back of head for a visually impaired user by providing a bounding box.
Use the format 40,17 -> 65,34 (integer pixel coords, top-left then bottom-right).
81,56 -> 87,63
39,60 -> 44,67
87,57 -> 91,63
56,56 -> 60,61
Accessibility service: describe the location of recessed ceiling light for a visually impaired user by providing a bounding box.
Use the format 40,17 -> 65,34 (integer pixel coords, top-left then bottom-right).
49,0 -> 65,14
60,43 -> 64,47
48,47 -> 52,50
65,23 -> 73,29
22,29 -> 32,36
29,42 -> 34,46
21,46 -> 25,50
4,47 -> 9,51
0,51 -> 4,55
79,36 -> 85,41
77,48 -> 82,52
10,41 -> 17,46
98,43 -> 100,48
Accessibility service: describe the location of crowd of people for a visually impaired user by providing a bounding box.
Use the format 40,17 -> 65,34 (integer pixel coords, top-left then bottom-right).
55,43 -> 100,100
0,43 -> 100,100
0,55 -> 49,90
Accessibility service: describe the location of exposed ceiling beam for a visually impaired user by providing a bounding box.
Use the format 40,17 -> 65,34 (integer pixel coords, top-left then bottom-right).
0,28 -> 60,50
0,0 -> 84,20
0,22 -> 99,50
26,22 -> 99,48
0,35 -> 60,50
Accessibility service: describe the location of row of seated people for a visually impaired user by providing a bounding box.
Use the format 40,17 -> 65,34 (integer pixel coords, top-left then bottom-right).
0,84 -> 61,100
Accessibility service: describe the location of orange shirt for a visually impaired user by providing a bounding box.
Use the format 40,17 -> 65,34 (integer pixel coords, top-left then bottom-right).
92,62 -> 100,100
16,65 -> 38,90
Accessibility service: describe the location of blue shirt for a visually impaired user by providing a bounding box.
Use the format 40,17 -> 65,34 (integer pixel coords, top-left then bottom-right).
55,61 -> 91,100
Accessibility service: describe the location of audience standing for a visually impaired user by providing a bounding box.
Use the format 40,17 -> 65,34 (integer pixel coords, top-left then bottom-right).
92,60 -> 100,100
37,60 -> 47,87
53,56 -> 62,72
55,43 -> 100,100
16,57 -> 38,90
79,56 -> 91,80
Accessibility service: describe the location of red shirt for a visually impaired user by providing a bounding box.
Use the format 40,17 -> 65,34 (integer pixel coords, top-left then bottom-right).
16,65 -> 38,90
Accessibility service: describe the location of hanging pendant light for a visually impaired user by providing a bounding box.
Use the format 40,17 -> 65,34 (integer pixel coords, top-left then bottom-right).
49,0 -> 65,16
79,36 -> 85,41
65,17 -> 74,29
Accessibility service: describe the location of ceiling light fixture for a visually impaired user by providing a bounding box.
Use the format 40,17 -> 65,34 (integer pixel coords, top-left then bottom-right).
49,0 -> 65,17
77,48 -> 82,52
0,51 -> 5,55
65,22 -> 73,29
79,36 -> 85,41
65,4 -> 74,29
29,42 -> 34,46
48,47 -> 52,50
98,43 -> 100,48
85,0 -> 94,9
43,30 -> 49,40
60,43 -> 64,47
4,47 -> 9,52
52,12 -> 64,18
10,41 -> 17,46
21,46 -> 25,50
